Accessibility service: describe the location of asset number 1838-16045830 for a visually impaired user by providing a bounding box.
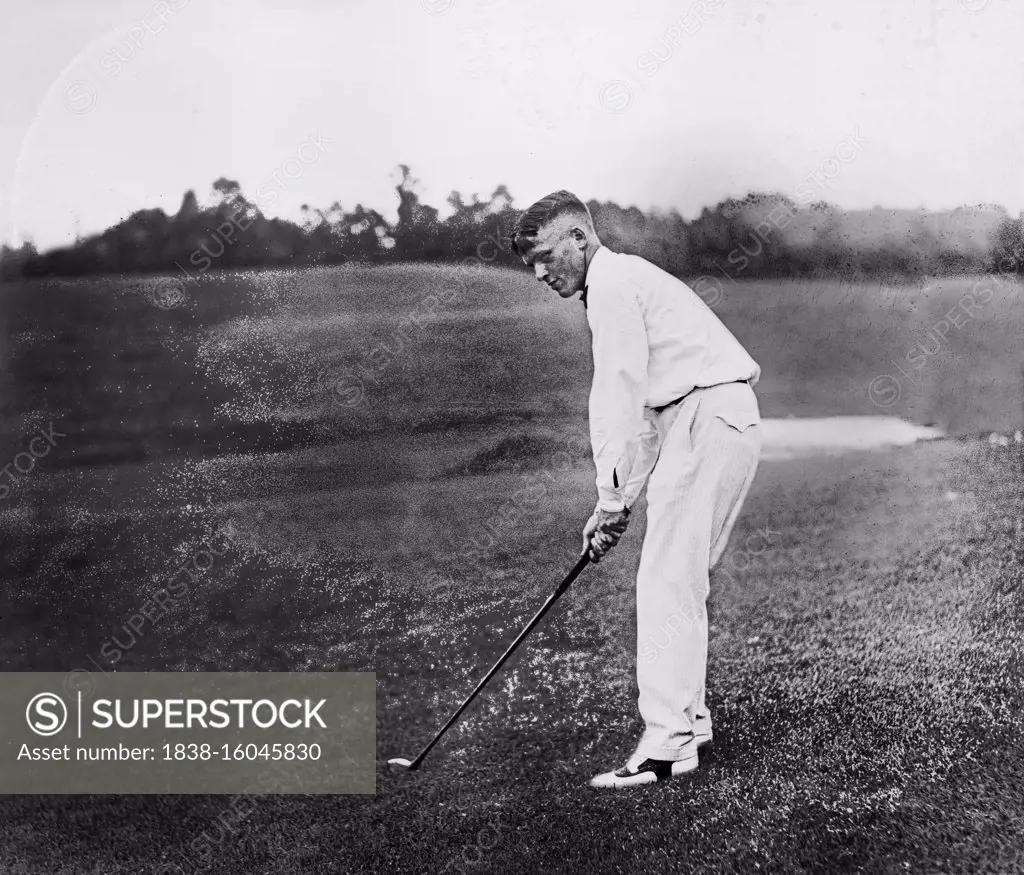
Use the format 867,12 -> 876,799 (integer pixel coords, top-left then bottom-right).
161,742 -> 322,761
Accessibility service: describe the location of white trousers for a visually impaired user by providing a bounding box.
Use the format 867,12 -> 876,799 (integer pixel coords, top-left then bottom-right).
626,381 -> 762,761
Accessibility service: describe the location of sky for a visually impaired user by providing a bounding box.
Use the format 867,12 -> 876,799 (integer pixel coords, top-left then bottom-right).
0,0 -> 1021,249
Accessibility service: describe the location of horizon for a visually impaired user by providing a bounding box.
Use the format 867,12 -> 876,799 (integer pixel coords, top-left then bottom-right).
4,174 -> 1021,255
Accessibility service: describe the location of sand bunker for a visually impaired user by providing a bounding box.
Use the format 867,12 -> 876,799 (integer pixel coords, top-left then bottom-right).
760,416 -> 944,460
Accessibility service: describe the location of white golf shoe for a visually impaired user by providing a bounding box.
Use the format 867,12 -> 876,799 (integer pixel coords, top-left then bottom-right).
589,739 -> 699,789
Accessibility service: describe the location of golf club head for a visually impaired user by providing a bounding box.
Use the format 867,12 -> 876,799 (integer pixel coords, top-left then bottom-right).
387,757 -> 418,770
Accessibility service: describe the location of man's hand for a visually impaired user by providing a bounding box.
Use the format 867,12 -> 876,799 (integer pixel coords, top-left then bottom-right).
582,508 -> 630,563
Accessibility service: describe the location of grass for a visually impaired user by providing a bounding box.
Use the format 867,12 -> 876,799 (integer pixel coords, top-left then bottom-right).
1,264 -> 1023,872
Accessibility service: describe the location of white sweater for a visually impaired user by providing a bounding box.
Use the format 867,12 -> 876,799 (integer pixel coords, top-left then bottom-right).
583,246 -> 761,512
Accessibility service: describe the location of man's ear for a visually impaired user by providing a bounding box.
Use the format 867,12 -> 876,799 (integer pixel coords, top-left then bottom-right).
570,226 -> 588,248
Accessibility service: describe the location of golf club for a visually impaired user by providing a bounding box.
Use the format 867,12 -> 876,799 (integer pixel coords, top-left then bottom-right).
388,548 -> 593,771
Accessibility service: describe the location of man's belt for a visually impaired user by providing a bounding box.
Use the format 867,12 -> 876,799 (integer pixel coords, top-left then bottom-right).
650,379 -> 751,414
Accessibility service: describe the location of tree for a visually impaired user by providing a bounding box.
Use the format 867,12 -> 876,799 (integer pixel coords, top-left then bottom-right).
989,216 -> 1024,273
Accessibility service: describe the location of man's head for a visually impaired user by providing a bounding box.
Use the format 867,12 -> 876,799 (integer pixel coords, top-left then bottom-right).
512,190 -> 600,298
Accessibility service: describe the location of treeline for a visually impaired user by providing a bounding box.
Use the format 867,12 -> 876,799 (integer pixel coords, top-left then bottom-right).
2,165 -> 1021,281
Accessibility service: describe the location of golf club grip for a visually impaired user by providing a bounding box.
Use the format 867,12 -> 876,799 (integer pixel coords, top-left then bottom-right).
411,551 -> 591,765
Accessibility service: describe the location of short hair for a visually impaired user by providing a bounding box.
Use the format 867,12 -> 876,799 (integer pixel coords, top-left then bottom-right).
512,190 -> 594,255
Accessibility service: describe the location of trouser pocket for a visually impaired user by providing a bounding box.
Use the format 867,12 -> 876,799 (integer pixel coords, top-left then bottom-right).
697,382 -> 761,434
712,412 -> 759,433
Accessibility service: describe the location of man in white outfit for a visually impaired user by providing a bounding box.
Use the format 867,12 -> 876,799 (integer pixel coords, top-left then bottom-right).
512,191 -> 762,789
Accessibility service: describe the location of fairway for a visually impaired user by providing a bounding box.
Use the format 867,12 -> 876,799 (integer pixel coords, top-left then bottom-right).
194,263 -> 1024,439
1,265 -> 1023,872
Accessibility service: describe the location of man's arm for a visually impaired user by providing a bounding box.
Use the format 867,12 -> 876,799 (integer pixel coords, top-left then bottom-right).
587,281 -> 649,514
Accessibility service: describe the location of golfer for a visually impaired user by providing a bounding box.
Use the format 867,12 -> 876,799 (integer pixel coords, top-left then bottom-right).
512,191 -> 762,788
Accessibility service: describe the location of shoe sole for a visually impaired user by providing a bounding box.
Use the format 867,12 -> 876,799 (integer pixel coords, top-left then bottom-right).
589,752 -> 699,789
695,733 -> 713,749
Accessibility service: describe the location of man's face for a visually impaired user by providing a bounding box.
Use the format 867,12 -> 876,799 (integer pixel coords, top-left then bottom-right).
520,216 -> 587,298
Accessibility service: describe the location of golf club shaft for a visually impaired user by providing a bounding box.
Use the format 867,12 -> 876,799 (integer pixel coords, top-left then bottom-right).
407,550 -> 592,768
